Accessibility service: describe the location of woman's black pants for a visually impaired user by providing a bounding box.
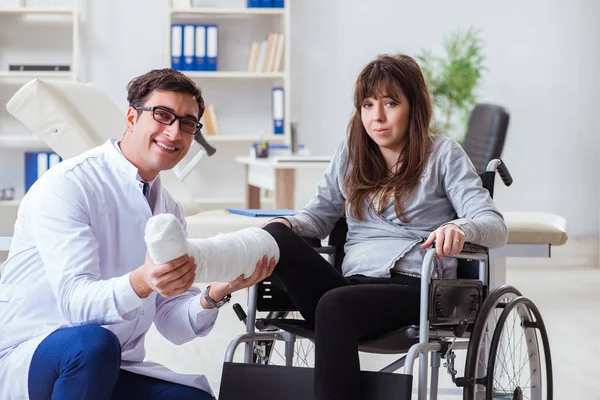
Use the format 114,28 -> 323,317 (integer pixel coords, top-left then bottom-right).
263,223 -> 421,400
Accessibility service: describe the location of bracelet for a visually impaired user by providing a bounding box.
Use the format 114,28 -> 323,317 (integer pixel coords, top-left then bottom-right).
203,285 -> 231,309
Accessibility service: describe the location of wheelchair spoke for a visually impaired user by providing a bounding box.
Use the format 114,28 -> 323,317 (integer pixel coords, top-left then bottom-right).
259,312 -> 315,368
488,300 -> 544,400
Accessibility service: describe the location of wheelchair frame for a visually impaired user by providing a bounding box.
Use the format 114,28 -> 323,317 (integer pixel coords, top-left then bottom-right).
223,160 -> 552,400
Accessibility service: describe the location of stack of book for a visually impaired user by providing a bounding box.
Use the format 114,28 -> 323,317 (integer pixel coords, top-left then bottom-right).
171,24 -> 218,71
25,152 -> 62,193
202,104 -> 220,136
247,33 -> 285,73
247,0 -> 284,7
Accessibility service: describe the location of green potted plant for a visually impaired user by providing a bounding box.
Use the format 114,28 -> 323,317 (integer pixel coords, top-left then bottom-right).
416,28 -> 486,142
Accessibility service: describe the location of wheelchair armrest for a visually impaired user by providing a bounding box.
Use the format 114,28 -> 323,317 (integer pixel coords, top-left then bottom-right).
300,236 -> 337,255
459,242 -> 488,255
431,241 -> 488,255
315,245 -> 336,255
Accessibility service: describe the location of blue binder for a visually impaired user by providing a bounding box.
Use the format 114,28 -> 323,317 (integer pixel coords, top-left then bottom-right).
273,0 -> 284,7
260,0 -> 272,6
195,25 -> 206,71
226,208 -> 297,217
25,152 -> 62,192
171,24 -> 183,70
272,87 -> 284,135
182,24 -> 195,71
205,25 -> 218,71
247,0 -> 259,7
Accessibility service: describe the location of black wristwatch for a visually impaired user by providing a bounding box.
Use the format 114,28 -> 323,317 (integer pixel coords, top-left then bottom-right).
203,285 -> 231,309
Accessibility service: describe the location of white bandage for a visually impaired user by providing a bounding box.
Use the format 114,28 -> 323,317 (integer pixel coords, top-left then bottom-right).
145,214 -> 280,283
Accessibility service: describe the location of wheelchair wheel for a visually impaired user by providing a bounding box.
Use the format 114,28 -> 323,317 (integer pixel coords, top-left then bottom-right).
253,311 -> 315,368
486,296 -> 552,400
463,285 -> 522,400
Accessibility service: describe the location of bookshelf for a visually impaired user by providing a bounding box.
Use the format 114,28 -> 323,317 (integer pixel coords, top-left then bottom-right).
163,0 -> 292,208
163,0 -> 291,143
0,0 -> 81,199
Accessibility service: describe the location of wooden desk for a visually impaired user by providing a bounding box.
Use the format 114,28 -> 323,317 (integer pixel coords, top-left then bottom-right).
235,156 -> 330,209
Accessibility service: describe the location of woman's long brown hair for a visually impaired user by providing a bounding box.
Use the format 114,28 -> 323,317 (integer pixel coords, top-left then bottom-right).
344,54 -> 432,221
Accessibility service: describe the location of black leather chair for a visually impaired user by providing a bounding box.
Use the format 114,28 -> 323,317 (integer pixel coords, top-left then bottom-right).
461,103 -> 510,174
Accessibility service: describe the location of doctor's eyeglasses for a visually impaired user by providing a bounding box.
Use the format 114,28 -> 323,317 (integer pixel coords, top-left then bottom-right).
136,106 -> 202,135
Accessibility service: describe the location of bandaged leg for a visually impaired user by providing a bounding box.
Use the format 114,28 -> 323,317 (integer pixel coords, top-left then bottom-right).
144,214 -> 280,283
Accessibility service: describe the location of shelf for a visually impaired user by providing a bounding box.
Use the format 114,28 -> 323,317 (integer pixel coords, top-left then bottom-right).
0,135 -> 50,150
170,8 -> 285,16
205,135 -> 285,142
0,8 -> 75,15
0,71 -> 74,79
184,71 -> 284,79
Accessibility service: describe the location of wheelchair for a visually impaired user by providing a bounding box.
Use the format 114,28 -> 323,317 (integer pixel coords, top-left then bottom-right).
222,159 -> 552,400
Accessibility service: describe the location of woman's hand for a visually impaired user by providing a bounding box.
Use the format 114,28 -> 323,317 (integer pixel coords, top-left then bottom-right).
420,224 -> 466,258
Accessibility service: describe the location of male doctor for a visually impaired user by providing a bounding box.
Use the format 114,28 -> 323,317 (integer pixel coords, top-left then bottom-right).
0,69 -> 275,400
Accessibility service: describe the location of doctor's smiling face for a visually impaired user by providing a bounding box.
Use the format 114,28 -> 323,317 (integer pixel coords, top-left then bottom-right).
120,69 -> 205,182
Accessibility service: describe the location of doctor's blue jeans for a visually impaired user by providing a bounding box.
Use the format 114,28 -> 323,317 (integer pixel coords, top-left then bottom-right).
28,325 -> 215,400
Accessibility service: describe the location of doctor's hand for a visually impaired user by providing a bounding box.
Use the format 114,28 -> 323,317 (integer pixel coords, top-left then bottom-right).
203,255 -> 277,306
420,224 -> 466,258
130,253 -> 197,298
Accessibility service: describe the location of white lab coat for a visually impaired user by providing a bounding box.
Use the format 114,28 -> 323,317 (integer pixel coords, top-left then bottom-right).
0,139 -> 219,399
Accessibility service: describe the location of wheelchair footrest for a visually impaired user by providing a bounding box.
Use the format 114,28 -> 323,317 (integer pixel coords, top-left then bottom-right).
219,362 -> 413,400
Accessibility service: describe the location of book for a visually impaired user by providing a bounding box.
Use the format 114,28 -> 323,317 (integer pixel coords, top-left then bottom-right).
225,208 -> 298,217
247,41 -> 260,72
204,104 -> 220,136
272,87 -> 284,134
255,39 -> 268,72
9,65 -> 70,72
262,32 -> 276,73
183,24 -> 196,71
202,104 -> 214,135
171,24 -> 183,70
272,33 -> 285,72
205,25 -> 219,71
195,25 -> 206,71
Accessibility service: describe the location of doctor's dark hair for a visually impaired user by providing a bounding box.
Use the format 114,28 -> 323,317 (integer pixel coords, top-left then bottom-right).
126,68 -> 205,119
344,54 -> 432,222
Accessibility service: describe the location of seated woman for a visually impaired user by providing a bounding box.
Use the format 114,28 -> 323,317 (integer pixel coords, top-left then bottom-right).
145,53 -> 508,400
261,53 -> 507,400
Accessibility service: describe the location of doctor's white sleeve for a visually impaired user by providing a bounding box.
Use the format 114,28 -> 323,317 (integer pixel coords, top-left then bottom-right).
153,288 -> 219,345
27,171 -> 142,325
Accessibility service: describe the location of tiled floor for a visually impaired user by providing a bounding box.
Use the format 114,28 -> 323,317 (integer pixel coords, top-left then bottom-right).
146,264 -> 600,399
